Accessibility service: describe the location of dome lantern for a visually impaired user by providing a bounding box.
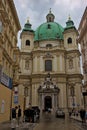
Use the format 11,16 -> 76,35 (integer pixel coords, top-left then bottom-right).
22,17 -> 34,32
64,15 -> 76,30
46,8 -> 55,22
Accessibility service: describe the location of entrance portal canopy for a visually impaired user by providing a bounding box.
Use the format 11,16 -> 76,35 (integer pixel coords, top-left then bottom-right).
38,73 -> 60,93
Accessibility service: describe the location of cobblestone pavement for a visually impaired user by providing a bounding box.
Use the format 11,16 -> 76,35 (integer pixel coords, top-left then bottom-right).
0,113 -> 87,130
33,112 -> 87,130
0,121 -> 36,130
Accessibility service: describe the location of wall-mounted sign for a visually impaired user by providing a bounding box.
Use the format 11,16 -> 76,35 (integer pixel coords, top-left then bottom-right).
1,72 -> 9,87
0,21 -> 3,33
1,71 -> 12,89
0,65 -> 2,83
14,95 -> 18,104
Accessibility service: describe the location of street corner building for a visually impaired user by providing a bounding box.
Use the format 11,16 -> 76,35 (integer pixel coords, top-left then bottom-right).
19,9 -> 83,113
0,0 -> 21,122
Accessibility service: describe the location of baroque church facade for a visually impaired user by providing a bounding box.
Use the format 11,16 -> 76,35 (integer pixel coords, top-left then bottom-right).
19,10 -> 83,112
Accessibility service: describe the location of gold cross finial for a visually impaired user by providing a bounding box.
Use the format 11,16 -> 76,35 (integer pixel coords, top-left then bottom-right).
27,17 -> 29,23
68,14 -> 71,20
49,8 -> 51,13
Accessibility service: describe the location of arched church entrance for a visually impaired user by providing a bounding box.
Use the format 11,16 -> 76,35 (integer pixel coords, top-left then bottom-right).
38,73 -> 60,112
44,96 -> 52,111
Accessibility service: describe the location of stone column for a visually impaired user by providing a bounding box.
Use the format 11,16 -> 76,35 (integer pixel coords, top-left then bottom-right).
53,55 -> 57,72
33,56 -> 37,72
59,55 -> 63,71
42,94 -> 44,110
40,56 -> 44,72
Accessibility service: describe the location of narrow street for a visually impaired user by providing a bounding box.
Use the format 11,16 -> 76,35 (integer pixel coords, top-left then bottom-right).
33,112 -> 87,130
0,112 -> 87,130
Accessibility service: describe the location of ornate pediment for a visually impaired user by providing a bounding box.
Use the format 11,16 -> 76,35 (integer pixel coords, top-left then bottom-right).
38,73 -> 60,93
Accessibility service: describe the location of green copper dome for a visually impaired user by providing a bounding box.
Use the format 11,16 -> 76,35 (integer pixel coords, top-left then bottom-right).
34,9 -> 64,41
34,22 -> 64,41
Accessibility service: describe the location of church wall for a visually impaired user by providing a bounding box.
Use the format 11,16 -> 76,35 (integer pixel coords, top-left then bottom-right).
21,34 -> 34,52
39,56 -> 44,72
56,83 -> 67,109
32,83 -> 39,106
39,40 -> 58,47
64,31 -> 78,50
66,53 -> 81,74
32,51 -> 66,74
20,54 -> 32,75
66,76 -> 83,109
19,11 -> 83,113
75,83 -> 83,107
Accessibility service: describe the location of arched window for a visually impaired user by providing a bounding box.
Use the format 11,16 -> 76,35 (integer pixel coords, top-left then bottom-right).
67,37 -> 72,44
26,40 -> 30,46
45,60 -> 52,71
47,24 -> 51,29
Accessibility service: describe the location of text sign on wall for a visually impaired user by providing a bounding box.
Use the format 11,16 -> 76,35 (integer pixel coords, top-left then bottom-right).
0,21 -> 3,33
14,95 -> 18,104
0,65 -> 2,83
1,72 -> 9,87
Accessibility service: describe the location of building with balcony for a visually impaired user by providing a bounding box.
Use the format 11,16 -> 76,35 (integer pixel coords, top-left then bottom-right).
0,0 -> 21,122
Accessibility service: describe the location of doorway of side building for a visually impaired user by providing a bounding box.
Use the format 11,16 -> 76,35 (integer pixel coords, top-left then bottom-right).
44,96 -> 52,111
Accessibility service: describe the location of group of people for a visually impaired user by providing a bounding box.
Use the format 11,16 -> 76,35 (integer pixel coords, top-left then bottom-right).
11,105 -> 22,127
24,106 -> 40,123
69,108 -> 87,124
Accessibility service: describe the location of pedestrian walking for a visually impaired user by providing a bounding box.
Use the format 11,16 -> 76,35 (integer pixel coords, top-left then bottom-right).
18,105 -> 22,125
11,106 -> 18,129
80,108 -> 86,124
85,109 -> 87,124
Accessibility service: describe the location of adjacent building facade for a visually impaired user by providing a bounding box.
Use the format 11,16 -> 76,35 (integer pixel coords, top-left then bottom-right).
0,0 -> 21,122
78,6 -> 87,108
19,10 -> 83,113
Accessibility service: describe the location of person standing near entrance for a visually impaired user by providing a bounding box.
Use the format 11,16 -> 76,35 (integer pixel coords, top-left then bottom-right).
18,105 -> 22,125
80,108 -> 86,124
11,106 -> 18,129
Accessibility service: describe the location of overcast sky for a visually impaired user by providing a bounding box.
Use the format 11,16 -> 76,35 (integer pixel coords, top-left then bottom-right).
14,0 -> 87,45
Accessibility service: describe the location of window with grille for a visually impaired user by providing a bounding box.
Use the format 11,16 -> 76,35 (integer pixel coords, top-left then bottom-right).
45,60 -> 52,71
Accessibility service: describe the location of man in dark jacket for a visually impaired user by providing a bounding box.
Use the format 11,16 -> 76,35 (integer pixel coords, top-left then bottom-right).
11,106 -> 18,129
18,105 -> 22,125
80,109 -> 86,123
